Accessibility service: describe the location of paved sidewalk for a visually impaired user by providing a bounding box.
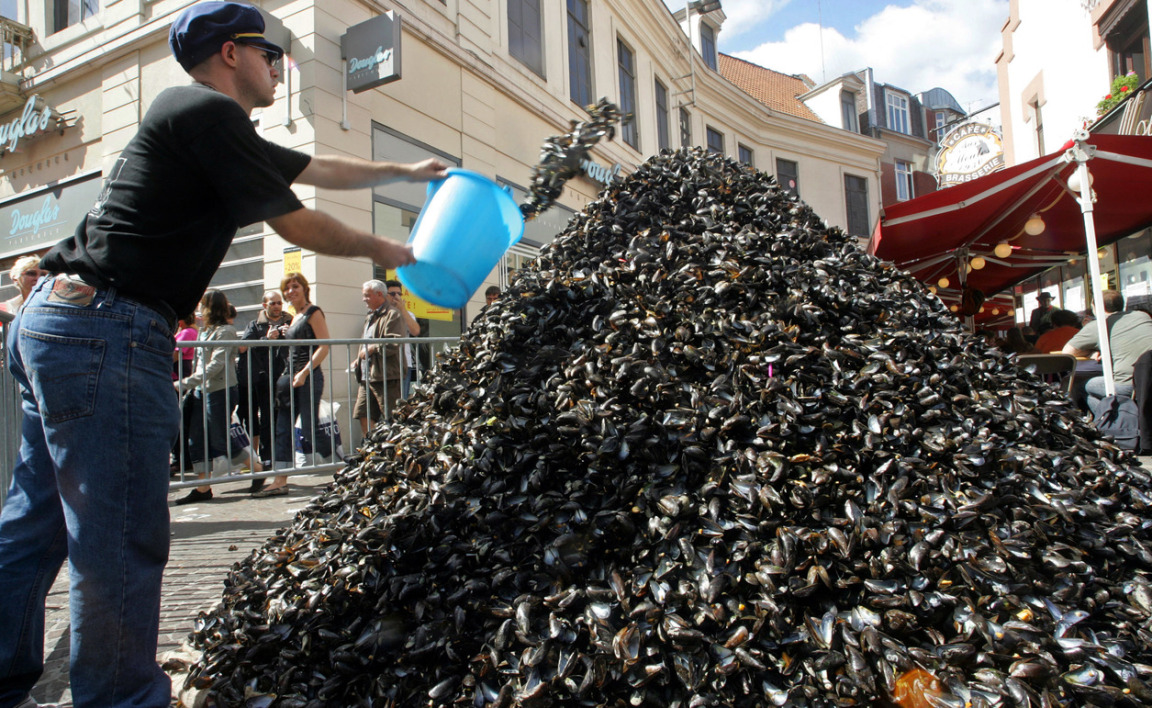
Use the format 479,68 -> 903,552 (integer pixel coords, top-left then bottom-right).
29,472 -> 334,707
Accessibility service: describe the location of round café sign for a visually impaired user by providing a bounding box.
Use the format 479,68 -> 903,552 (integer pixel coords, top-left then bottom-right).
935,122 -> 1005,188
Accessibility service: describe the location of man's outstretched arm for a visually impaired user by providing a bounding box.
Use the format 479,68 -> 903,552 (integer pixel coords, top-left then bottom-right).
268,208 -> 415,270
296,156 -> 449,190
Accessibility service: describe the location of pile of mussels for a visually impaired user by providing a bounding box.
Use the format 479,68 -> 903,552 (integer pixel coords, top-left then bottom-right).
189,148 -> 1152,707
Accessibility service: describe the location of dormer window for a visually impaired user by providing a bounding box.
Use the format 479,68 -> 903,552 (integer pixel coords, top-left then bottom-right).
841,90 -> 858,132
885,90 -> 909,134
700,22 -> 717,71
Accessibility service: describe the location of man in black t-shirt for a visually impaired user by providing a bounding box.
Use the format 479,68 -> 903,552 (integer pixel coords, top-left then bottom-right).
0,3 -> 447,706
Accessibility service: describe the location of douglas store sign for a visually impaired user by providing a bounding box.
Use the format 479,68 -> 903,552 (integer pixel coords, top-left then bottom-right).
0,172 -> 102,259
0,96 -> 64,156
341,12 -> 402,93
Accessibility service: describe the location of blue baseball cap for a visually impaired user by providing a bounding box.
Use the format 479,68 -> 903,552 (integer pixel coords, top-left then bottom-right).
169,1 -> 284,72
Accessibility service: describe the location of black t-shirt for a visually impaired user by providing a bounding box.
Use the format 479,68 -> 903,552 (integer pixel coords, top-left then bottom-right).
42,84 -> 311,316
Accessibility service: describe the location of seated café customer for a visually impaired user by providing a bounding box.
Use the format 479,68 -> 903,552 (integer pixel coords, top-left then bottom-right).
1034,309 -> 1082,353
1000,327 -> 1035,355
1063,289 -> 1152,412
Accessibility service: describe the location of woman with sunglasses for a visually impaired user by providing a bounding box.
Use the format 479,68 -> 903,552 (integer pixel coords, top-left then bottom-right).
2,255 -> 45,315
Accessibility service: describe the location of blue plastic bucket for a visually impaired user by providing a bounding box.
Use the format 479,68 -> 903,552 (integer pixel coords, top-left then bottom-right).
397,168 -> 525,309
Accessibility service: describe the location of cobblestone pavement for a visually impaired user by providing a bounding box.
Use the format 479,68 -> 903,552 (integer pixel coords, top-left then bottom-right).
29,472 -> 333,707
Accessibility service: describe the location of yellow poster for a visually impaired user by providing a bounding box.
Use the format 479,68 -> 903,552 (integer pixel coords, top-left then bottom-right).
282,247 -> 302,314
283,247 -> 302,276
385,269 -> 456,322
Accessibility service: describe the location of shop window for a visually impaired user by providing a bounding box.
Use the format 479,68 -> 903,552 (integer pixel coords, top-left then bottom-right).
706,126 -> 723,155
841,90 -> 858,132
372,125 -> 462,337
885,90 -> 910,134
700,22 -> 717,71
617,38 -> 638,149
776,158 -> 798,196
1119,230 -> 1152,310
655,78 -> 670,152
894,160 -> 913,201
508,0 -> 544,78
498,177 -> 575,248
679,107 -> 691,148
567,0 -> 592,107
53,0 -> 97,33
738,144 -> 753,167
844,174 -> 869,237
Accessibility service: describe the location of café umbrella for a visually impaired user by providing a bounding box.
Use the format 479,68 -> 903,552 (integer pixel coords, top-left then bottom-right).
870,130 -> 1152,395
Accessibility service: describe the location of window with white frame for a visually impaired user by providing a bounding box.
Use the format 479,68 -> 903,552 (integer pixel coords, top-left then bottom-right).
617,38 -> 638,149
508,0 -> 544,78
53,0 -> 97,33
844,174 -> 870,237
738,144 -> 753,166
934,110 -> 947,140
706,126 -> 723,155
679,107 -> 692,148
567,0 -> 592,107
655,79 -> 670,152
841,90 -> 858,132
885,91 -> 910,134
700,22 -> 717,71
894,160 -> 913,201
776,158 -> 798,196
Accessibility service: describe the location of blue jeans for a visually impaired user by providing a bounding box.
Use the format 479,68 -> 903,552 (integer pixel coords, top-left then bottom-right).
273,369 -> 328,469
0,279 -> 178,708
1086,376 -> 1134,414
186,386 -> 237,464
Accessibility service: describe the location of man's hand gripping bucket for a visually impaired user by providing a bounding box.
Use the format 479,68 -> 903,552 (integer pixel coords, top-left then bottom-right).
397,168 -> 525,309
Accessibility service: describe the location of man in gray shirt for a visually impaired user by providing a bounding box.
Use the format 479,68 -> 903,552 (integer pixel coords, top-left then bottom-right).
1064,289 -> 1152,412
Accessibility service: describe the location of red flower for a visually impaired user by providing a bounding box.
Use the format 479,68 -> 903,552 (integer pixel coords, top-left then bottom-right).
1106,94 -> 1113,99
1122,85 -> 1130,92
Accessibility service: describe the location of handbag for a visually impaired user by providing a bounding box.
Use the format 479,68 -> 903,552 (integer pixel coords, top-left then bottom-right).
1094,395 -> 1140,450
228,411 -> 251,451
1092,314 -> 1140,450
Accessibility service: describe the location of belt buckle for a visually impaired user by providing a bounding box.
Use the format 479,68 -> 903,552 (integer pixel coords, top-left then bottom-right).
46,273 -> 96,306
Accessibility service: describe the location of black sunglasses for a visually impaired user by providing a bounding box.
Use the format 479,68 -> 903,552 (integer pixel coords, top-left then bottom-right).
238,42 -> 282,69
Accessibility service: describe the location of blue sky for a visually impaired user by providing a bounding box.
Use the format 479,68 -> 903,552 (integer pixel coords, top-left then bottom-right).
664,0 -> 1009,112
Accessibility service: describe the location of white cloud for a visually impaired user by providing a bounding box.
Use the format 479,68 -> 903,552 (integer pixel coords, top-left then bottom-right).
661,0 -> 793,42
730,0 -> 1006,111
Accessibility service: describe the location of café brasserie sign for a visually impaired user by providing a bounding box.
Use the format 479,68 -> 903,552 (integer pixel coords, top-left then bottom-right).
935,121 -> 1005,188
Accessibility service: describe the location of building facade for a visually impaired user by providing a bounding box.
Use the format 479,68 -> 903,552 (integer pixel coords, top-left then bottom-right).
996,0 -> 1152,326
0,0 -> 884,338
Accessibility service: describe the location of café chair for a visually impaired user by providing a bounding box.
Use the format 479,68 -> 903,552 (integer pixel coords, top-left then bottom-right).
1016,353 -> 1077,394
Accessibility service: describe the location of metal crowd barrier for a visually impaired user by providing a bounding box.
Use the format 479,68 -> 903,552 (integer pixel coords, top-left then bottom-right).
0,325 -> 20,506
0,333 -> 457,502
169,336 -> 457,490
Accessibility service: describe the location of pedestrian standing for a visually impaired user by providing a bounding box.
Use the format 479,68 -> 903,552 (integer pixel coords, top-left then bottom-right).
353,279 -> 405,435
0,3 -> 447,705
258,272 -> 329,497
236,289 -> 291,490
173,289 -> 261,504
386,280 -> 420,397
